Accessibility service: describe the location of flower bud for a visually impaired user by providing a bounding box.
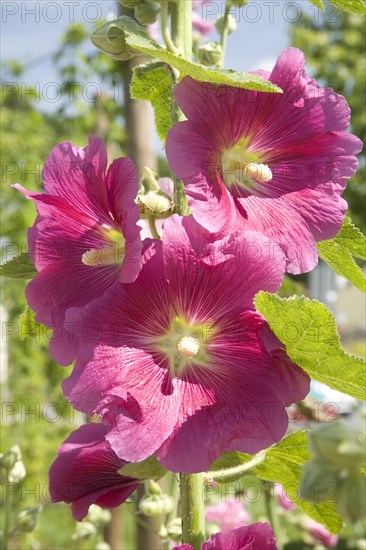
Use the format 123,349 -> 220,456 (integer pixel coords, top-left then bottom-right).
336,473 -> 366,525
198,42 -> 222,67
72,521 -> 97,540
1,445 -> 22,471
139,493 -> 174,516
91,17 -> 148,60
166,517 -> 182,541
120,0 -> 141,8
300,459 -> 339,502
87,504 -> 112,526
137,168 -> 174,219
8,460 -> 26,484
215,14 -> 237,36
15,506 -> 41,533
95,543 -> 111,550
135,2 -> 160,25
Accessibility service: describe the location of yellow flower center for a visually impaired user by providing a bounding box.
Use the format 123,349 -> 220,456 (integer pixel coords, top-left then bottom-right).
156,316 -> 214,376
221,139 -> 272,190
81,228 -> 125,267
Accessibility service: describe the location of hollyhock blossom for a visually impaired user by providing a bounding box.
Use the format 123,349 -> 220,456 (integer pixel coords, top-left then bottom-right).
63,215 -> 310,473
49,423 -> 139,521
305,519 -> 338,548
14,137 -> 142,365
174,522 -> 278,549
205,499 -> 251,533
166,48 -> 363,274
274,483 -> 295,511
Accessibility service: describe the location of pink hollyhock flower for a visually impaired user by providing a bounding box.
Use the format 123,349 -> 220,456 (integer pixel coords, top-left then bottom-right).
205,499 -> 251,532
174,522 -> 278,549
166,48 -> 363,274
305,519 -> 338,548
49,422 -> 139,521
14,137 -> 142,365
274,483 -> 295,511
192,11 -> 214,35
63,215 -> 310,473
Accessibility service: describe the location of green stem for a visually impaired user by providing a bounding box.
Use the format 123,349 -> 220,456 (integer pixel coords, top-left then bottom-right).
207,450 -> 266,483
148,216 -> 161,239
2,490 -> 12,550
218,2 -> 231,68
160,2 -> 180,55
263,482 -> 283,550
170,0 -> 192,215
180,473 -> 206,550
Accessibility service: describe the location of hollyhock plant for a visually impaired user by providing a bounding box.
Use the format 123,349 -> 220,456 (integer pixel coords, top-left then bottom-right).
174,522 -> 278,549
62,215 -> 310,473
49,422 -> 139,521
166,47 -> 363,274
205,499 -> 251,533
305,519 -> 338,548
14,137 -> 142,365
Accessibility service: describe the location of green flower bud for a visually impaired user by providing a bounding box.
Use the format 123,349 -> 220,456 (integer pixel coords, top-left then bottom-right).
8,460 -> 26,484
15,506 -> 41,533
198,42 -> 222,67
95,543 -> 111,550
336,473 -> 366,525
1,445 -> 22,471
135,2 -> 160,25
91,17 -> 148,60
87,504 -> 112,526
215,14 -> 237,36
139,493 -> 174,516
301,459 -> 339,502
166,517 -> 182,541
72,521 -> 97,540
137,168 -> 174,219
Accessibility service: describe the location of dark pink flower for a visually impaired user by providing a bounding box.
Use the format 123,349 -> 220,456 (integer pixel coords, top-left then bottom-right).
205,499 -> 251,532
63,215 -> 309,473
305,519 -> 338,548
49,423 -> 139,521
166,48 -> 363,274
14,137 -> 142,365
174,522 -> 278,549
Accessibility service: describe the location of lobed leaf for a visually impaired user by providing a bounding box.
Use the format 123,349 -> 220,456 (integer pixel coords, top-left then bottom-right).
130,62 -> 174,143
255,293 -> 366,401
330,0 -> 366,13
0,253 -> 37,280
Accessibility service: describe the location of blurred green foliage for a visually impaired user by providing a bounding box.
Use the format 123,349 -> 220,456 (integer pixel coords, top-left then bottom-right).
291,8 -> 366,232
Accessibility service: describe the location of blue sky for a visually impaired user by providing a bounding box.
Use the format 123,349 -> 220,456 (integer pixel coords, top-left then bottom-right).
1,0 -> 318,114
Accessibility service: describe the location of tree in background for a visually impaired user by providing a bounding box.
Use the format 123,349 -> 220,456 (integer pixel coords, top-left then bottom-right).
291,8 -> 365,232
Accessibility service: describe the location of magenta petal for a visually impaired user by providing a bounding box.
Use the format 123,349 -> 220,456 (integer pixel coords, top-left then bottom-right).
203,522 -> 278,550
49,423 -> 138,521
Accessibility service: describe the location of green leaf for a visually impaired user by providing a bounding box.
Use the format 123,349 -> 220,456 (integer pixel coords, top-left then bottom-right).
0,253 -> 37,280
308,0 -> 325,8
19,306 -> 39,341
118,455 -> 167,481
318,217 -> 366,293
255,293 -> 366,401
130,62 -> 173,143
330,0 -> 366,13
124,31 -> 282,93
254,432 -> 343,534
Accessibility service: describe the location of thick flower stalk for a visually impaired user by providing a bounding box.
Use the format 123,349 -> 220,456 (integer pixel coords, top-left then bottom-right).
14,137 -> 142,365
173,522 -> 278,549
166,48 -> 363,274
62,215 -> 309,473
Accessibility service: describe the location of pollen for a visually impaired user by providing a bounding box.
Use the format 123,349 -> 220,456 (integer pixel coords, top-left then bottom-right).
243,163 -> 272,184
82,245 -> 124,267
177,336 -> 200,359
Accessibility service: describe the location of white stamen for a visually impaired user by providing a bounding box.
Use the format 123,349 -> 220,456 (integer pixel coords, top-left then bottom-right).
242,163 -> 272,184
177,336 -> 200,359
82,245 -> 124,266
